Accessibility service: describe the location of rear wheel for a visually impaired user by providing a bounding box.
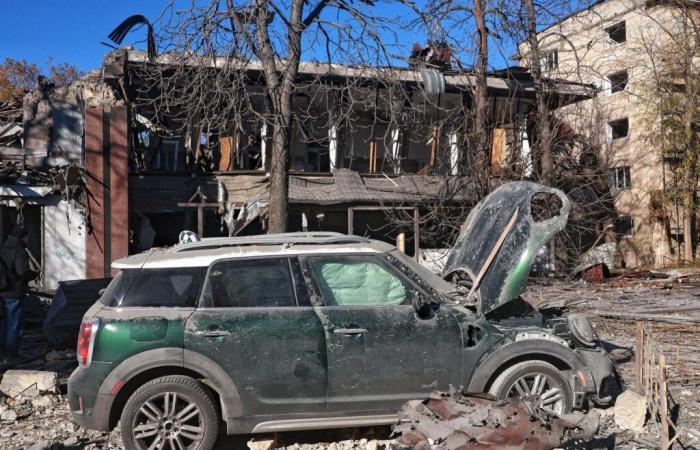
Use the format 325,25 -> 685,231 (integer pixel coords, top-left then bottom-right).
488,360 -> 572,415
120,375 -> 220,450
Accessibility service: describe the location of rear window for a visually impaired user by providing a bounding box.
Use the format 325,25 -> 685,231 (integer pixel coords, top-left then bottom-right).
102,267 -> 205,307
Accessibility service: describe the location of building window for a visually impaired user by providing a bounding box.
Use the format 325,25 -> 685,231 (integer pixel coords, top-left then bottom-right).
607,70 -> 628,94
608,118 -> 629,141
609,166 -> 631,189
540,50 -> 558,70
605,21 -> 626,45
614,215 -> 634,237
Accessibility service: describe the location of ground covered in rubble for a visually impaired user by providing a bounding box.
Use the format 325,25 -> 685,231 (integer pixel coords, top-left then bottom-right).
1,273 -> 699,449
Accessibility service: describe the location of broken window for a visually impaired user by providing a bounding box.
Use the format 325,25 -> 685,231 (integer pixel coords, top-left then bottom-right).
614,215 -> 634,237
308,256 -> 412,306
608,118 -> 629,141
609,166 -> 631,189
605,21 -> 626,45
202,258 -> 296,307
540,50 -> 559,71
607,70 -> 628,94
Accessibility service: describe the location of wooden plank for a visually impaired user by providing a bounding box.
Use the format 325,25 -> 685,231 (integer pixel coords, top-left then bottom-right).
219,136 -> 233,171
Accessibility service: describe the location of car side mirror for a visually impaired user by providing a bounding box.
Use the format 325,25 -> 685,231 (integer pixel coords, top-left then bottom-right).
412,292 -> 436,319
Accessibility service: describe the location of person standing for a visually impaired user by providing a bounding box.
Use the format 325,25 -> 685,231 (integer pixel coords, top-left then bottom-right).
0,227 -> 37,363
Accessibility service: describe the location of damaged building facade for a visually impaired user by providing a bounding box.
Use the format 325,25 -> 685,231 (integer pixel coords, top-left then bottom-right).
0,47 -> 595,289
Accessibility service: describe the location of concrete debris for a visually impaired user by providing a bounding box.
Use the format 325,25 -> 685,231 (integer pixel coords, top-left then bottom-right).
614,390 -> 647,433
393,392 -> 599,450
0,370 -> 57,397
248,436 -> 277,450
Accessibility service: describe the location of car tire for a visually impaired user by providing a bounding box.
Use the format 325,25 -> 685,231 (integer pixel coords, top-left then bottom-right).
120,375 -> 220,450
488,360 -> 573,415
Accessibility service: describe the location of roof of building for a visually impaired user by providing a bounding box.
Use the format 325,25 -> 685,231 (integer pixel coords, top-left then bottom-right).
112,232 -> 394,269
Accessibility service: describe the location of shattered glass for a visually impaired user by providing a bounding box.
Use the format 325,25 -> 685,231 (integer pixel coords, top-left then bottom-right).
442,181 -> 570,314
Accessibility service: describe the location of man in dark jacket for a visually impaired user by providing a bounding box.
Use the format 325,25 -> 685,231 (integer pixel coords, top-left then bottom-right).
0,227 -> 37,362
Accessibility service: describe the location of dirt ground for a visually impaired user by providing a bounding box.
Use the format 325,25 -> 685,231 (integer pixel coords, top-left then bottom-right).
1,273 -> 699,450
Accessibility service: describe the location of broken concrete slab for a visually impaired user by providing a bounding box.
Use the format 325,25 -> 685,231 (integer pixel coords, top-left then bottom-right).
0,370 -> 58,397
614,390 -> 647,433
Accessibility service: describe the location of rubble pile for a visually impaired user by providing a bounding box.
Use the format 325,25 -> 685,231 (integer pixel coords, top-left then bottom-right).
393,392 -> 599,450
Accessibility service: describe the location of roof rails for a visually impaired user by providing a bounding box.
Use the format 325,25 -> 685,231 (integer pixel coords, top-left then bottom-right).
170,232 -> 371,252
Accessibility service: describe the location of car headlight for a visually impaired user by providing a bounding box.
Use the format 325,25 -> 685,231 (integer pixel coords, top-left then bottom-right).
567,313 -> 597,347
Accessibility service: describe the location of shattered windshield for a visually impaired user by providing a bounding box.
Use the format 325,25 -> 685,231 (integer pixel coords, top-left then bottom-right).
442,181 -> 570,315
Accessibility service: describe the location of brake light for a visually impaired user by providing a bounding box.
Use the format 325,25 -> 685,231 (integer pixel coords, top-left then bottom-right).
77,319 -> 99,368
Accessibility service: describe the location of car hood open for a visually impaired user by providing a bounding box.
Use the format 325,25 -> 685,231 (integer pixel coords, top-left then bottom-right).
442,181 -> 570,315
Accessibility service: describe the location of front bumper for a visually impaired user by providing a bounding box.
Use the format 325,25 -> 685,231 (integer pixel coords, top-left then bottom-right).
575,347 -> 621,406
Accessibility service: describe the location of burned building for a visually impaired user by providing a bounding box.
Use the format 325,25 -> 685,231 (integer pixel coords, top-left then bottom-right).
0,48 -> 595,289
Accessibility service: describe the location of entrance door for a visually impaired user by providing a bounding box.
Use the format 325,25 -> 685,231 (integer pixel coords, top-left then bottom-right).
184,257 -> 326,416
302,254 -> 463,413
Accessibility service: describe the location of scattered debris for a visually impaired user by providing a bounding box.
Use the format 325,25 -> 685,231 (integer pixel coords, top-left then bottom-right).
614,390 -> 647,433
393,392 -> 599,450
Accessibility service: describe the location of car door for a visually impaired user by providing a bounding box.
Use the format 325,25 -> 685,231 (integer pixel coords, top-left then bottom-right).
301,253 -> 463,413
184,257 -> 327,416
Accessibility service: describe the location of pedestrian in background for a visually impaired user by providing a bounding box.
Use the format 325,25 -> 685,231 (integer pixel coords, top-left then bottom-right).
0,226 -> 37,364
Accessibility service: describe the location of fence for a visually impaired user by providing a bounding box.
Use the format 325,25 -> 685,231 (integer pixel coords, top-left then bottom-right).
635,320 -> 678,449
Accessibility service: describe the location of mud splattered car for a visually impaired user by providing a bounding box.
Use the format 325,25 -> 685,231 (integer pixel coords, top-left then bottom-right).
67,181 -> 618,450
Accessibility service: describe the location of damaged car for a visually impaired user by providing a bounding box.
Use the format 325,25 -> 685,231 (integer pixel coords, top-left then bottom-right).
67,181 -> 619,450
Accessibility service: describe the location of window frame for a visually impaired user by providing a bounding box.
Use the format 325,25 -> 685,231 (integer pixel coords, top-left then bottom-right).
614,215 -> 634,238
606,70 -> 629,94
605,21 -> 626,46
609,166 -> 631,190
607,118 -> 630,142
196,256 -> 308,309
539,49 -> 559,71
300,252 -> 427,308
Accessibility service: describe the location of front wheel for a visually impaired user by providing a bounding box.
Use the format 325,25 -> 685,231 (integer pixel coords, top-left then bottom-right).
488,360 -> 573,415
120,375 -> 220,450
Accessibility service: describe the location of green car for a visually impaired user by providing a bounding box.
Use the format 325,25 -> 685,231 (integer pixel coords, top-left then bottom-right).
68,181 -> 618,450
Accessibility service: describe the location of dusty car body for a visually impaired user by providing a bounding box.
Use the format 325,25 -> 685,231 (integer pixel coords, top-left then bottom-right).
67,181 -> 618,450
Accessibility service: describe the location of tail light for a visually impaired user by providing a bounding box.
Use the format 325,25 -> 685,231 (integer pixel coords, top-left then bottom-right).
77,319 -> 100,368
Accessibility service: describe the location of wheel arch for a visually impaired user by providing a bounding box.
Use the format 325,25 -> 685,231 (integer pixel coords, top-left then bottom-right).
98,348 -> 243,430
466,340 -> 595,394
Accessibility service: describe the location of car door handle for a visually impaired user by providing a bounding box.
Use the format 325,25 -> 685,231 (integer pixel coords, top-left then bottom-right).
333,328 -> 368,336
195,330 -> 231,337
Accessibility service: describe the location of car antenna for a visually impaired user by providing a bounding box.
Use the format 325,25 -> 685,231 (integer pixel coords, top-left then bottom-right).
466,207 -> 520,302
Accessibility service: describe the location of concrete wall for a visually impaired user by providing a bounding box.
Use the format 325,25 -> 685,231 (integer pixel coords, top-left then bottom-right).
522,0 -> 699,267
43,198 -> 87,289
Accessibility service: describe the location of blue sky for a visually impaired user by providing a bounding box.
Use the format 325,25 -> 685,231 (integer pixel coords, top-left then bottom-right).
0,0 -> 523,73
0,1 -> 165,72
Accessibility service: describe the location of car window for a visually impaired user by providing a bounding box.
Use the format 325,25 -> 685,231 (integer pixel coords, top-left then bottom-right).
308,256 -> 412,306
202,258 -> 296,308
112,267 -> 205,308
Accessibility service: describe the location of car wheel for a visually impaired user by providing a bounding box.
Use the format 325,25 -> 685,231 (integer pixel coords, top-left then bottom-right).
488,360 -> 572,415
120,375 -> 220,450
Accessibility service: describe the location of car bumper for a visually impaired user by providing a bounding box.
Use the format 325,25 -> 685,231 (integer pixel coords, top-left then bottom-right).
67,365 -> 114,431
575,347 -> 621,406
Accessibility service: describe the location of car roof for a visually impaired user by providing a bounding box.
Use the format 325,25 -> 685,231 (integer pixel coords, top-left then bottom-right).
112,232 -> 396,269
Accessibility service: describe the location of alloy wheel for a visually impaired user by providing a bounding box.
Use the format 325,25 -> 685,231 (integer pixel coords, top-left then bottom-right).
131,391 -> 205,450
505,372 -> 565,415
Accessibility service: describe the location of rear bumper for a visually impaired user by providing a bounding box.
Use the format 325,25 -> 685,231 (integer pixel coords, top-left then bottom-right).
67,365 -> 115,432
68,392 -> 114,431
